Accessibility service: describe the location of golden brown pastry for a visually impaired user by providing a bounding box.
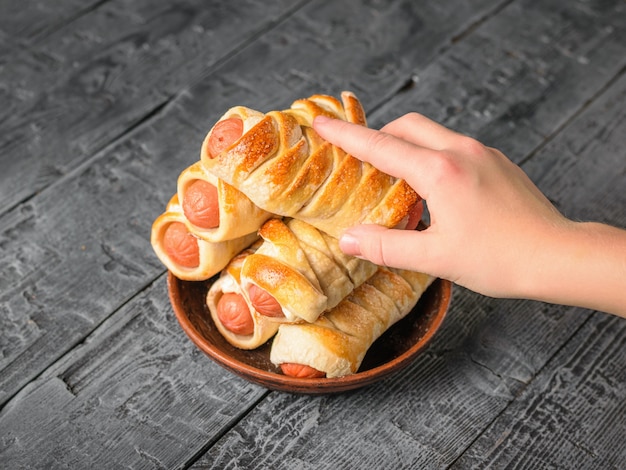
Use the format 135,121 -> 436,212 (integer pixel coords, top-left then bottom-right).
150,195 -> 258,281
177,161 -> 273,242
240,218 -> 378,324
200,91 -> 419,238
286,92 -> 367,128
269,267 -> 435,378
206,243 -> 279,350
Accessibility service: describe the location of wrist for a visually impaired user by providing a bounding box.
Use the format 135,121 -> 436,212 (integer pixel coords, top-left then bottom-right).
520,220 -> 626,316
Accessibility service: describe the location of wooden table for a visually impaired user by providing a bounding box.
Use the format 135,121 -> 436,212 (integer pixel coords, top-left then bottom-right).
1,1 -> 625,468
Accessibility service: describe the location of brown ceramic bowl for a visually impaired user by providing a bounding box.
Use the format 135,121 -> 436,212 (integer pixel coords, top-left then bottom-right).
168,271 -> 452,394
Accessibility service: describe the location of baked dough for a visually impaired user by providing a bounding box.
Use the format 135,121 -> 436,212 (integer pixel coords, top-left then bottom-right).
286,92 -> 367,128
206,243 -> 279,349
240,218 -> 378,323
269,267 -> 435,378
150,195 -> 258,281
177,161 -> 273,242
200,92 -> 418,238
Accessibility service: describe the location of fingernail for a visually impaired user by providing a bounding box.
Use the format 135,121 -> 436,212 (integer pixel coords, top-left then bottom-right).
339,233 -> 361,257
313,115 -> 331,126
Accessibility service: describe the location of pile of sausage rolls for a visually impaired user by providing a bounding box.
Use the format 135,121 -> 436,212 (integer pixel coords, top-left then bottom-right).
151,92 -> 435,378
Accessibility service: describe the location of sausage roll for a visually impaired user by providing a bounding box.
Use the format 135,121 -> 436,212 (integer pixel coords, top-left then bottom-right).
200,91 -> 420,238
269,267 -> 435,378
206,243 -> 280,350
150,195 -> 258,281
177,161 -> 273,242
240,218 -> 378,324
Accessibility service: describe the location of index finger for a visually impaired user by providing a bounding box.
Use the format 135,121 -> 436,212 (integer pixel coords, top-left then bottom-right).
381,112 -> 465,150
313,115 -> 435,195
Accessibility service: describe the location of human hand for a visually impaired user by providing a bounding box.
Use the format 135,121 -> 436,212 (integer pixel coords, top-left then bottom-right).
313,113 -> 626,317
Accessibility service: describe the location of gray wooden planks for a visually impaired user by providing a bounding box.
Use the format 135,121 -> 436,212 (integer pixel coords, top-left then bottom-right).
452,313 -> 626,469
177,0 -> 504,125
0,0 -> 624,468
0,275 -> 270,469
0,109 -> 200,406
0,0 -> 303,214
0,0 -> 103,42
523,72 -> 626,227
370,0 -> 626,164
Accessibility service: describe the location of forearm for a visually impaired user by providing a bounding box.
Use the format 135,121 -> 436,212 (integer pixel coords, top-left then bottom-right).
521,221 -> 626,317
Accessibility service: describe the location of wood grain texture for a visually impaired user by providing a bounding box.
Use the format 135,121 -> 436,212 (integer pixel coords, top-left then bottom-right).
523,70 -> 626,226
176,0 -> 505,129
0,110 -> 201,405
0,0 -> 301,214
451,312 -> 626,470
0,0 -> 624,468
0,275 -> 270,469
0,0 -> 103,42
370,0 -> 626,162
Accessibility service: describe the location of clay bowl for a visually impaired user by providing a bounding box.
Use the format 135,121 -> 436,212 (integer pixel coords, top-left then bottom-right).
168,272 -> 452,394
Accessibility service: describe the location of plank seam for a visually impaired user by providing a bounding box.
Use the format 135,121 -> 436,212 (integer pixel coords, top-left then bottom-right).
450,0 -> 517,45
30,0 -> 112,44
170,0 -> 313,95
368,0 -> 518,116
179,389 -> 272,470
1,96 -> 172,217
518,63 -> 626,168
446,310 -> 597,469
0,0 -> 314,219
0,270 -> 166,412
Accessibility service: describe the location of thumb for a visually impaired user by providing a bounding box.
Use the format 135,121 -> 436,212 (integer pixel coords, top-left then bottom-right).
339,224 -> 433,272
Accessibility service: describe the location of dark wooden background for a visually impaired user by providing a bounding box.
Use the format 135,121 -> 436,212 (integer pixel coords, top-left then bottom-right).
1,0 -> 625,468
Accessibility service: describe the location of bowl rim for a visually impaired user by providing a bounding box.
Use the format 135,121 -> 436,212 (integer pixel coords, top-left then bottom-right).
168,271 -> 452,394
